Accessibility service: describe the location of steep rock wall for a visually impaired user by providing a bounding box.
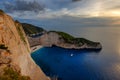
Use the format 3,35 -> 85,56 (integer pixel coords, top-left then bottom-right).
0,11 -> 49,80
39,32 -> 102,49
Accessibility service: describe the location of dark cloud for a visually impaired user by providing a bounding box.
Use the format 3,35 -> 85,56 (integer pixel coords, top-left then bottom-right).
4,0 -> 44,12
36,0 -> 72,9
1,0 -> 120,19
72,0 -> 82,2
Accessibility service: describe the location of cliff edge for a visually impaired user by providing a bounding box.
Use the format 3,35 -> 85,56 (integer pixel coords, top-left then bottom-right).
39,31 -> 102,50
0,10 -> 49,80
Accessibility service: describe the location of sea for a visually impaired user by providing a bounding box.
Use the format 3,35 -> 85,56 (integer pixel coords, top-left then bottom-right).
27,16 -> 120,80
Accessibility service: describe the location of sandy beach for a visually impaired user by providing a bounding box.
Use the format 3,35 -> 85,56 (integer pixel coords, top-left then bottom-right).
31,45 -> 43,53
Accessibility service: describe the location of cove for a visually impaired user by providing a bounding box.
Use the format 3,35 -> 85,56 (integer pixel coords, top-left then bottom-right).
31,27 -> 120,80
31,46 -> 113,80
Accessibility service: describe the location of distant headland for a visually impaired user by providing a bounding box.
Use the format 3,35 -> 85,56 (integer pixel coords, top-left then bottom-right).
21,23 -> 102,51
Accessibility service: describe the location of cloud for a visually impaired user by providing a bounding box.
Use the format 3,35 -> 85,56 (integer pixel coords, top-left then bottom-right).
72,0 -> 82,2
4,0 -> 44,12
111,6 -> 120,10
3,0 -> 99,19
3,0 -> 82,12
18,16 -> 120,32
100,0 -> 120,10
7,8 -> 70,19
2,0 -> 119,28
1,0 -> 120,19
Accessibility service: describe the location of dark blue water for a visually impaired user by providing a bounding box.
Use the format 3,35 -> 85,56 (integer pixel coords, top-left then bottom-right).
31,27 -> 120,80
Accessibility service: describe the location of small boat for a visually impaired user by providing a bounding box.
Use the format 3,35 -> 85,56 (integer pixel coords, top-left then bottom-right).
70,54 -> 73,56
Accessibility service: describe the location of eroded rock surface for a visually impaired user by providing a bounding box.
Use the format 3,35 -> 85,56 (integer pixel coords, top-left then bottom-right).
39,31 -> 102,50
0,10 -> 49,80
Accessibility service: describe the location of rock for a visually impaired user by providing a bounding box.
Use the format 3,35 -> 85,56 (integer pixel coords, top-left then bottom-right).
27,36 -> 41,47
39,31 -> 102,50
0,10 -> 49,80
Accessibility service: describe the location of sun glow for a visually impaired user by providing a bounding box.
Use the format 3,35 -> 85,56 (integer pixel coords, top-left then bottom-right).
87,10 -> 120,18
89,12 -> 100,17
99,10 -> 120,17
110,11 -> 120,16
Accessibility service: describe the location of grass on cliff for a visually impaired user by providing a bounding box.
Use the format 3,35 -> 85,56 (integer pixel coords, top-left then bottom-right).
0,67 -> 30,80
56,31 -> 74,42
15,21 -> 26,44
49,31 -> 74,43
74,38 -> 100,46
0,44 -> 8,50
22,23 -> 45,35
0,9 -> 4,15
49,31 -> 99,46
17,26 -> 26,44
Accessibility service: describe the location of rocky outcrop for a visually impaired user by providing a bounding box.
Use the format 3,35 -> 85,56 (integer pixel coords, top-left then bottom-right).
0,10 -> 49,80
21,23 -> 46,36
39,31 -> 102,50
27,36 -> 41,47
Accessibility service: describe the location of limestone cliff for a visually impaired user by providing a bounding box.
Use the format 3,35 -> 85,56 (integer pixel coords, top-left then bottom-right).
39,31 -> 102,50
0,10 -> 49,80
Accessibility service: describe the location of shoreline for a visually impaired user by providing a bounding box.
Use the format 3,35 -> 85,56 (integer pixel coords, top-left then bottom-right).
30,45 -> 51,80
31,45 -> 43,53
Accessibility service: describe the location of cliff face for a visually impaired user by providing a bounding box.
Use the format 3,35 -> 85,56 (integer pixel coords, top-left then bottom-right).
39,32 -> 60,47
0,11 -> 49,80
27,36 -> 41,47
39,32 -> 102,49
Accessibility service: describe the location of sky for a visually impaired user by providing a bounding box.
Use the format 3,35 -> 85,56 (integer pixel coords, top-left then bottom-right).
1,0 -> 120,18
0,0 -> 120,28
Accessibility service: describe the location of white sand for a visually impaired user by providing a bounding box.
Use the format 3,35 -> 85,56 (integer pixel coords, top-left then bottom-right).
31,45 -> 43,53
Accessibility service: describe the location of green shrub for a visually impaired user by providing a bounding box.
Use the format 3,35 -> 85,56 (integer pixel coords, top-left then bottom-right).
57,31 -> 74,42
49,31 -> 99,46
0,10 -> 4,13
0,9 -> 4,15
21,23 -> 45,35
0,67 -> 30,80
49,31 -> 74,43
74,38 -> 99,47
16,22 -> 26,44
0,44 -> 8,50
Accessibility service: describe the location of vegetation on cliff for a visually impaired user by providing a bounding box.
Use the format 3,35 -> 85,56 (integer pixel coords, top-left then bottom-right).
21,23 -> 101,49
0,49 -> 30,80
15,21 -> 26,44
0,67 -> 30,80
22,23 -> 45,35
49,31 -> 100,47
0,9 -> 4,15
0,10 -> 49,80
21,22 -> 102,49
0,44 -> 8,50
48,31 -> 74,43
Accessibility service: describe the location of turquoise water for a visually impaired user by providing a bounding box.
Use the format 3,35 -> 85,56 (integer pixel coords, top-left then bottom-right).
31,27 -> 120,80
